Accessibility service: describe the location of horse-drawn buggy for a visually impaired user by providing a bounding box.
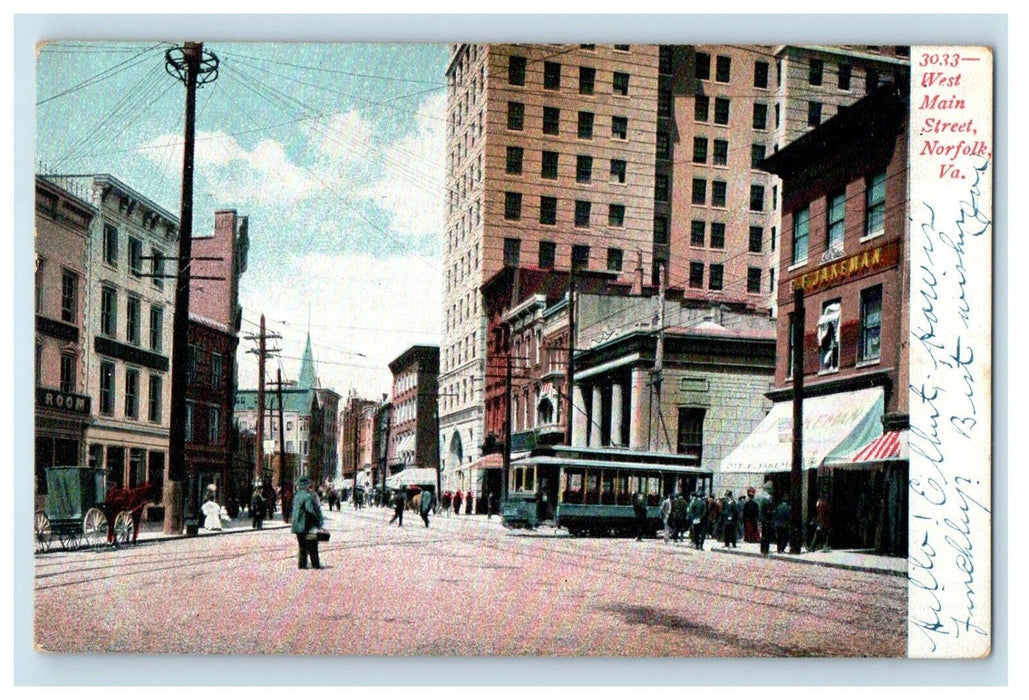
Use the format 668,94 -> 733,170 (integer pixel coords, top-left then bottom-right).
34,465 -> 157,553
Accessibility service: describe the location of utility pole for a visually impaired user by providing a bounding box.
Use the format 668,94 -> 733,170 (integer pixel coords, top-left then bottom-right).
789,286 -> 805,554
502,324 -> 513,506
163,41 -> 218,536
563,266 -> 576,446
244,315 -> 282,490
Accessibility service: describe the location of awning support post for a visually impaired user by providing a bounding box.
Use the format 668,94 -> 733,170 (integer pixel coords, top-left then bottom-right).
789,287 -> 805,555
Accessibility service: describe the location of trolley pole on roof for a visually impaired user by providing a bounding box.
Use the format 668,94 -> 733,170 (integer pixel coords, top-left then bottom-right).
163,42 -> 218,536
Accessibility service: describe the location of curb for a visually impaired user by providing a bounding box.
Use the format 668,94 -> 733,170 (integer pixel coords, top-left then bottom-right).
135,521 -> 291,544
708,544 -> 908,578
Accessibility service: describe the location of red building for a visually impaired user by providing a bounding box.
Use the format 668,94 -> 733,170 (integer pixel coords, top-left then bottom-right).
724,84 -> 910,555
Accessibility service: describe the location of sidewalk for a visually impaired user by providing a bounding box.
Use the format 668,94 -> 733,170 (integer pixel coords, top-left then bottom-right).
132,514 -> 290,543
700,537 -> 907,577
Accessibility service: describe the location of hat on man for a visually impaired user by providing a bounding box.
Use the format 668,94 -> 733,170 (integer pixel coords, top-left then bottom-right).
297,475 -> 311,488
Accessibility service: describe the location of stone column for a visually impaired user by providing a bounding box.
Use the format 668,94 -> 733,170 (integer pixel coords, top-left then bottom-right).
571,384 -> 588,447
609,381 -> 623,447
589,384 -> 604,448
628,367 -> 650,450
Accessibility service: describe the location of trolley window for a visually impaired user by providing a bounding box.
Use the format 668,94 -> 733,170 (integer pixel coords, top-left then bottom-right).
562,468 -> 584,504
524,466 -> 535,493
647,474 -> 662,506
600,471 -> 615,505
585,471 -> 600,504
615,472 -> 630,505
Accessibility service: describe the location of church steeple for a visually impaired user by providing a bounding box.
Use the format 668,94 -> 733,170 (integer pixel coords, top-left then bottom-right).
298,333 -> 318,390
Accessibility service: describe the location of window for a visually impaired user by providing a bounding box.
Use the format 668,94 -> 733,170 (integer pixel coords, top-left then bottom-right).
61,270 -> 77,323
747,267 -> 762,293
99,361 -> 115,415
838,63 -> 852,90
654,217 -> 669,244
610,159 -> 626,183
692,178 -> 706,205
754,61 -> 769,88
504,192 -> 522,220
574,200 -> 591,228
866,68 -> 879,94
538,241 -> 556,268
544,61 -> 561,90
539,196 -> 557,225
709,264 -> 724,290
656,131 -> 670,158
125,367 -> 139,419
507,101 -> 524,130
148,374 -> 162,422
818,300 -> 841,373
504,238 -> 521,266
187,344 -> 198,383
792,206 -> 810,264
506,146 -> 523,174
715,55 -> 731,83
103,224 -> 118,266
865,171 -> 887,237
541,151 -> 559,179
696,52 -> 710,80
655,174 -> 669,202
35,261 -> 44,314
542,106 -> 560,135
577,111 -> 594,138
659,46 -> 673,74
126,296 -> 141,345
572,244 -> 590,269
101,286 -> 117,337
209,407 -> 221,444
775,103 -> 780,128
751,143 -> 766,169
713,139 -> 728,166
691,220 -> 705,246
613,71 -> 629,95
579,66 -> 595,94
827,189 -> 846,250
211,353 -> 223,390
150,306 -> 163,351
750,184 -> 765,212
714,98 -> 730,125
580,44 -> 596,50
60,353 -> 75,393
508,55 -> 526,85
712,181 -> 727,207
694,95 -> 709,122
658,90 -> 672,116
710,222 -> 726,249
185,402 -> 194,442
607,248 -> 623,271
749,226 -> 763,253
613,44 -> 630,52
859,285 -> 883,362
689,262 -> 704,288
611,116 -> 628,140
608,203 -> 625,227
677,407 -> 706,460
808,101 -> 822,127
753,102 -> 768,130
576,155 -> 593,183
128,237 -> 143,278
769,267 -> 776,293
692,137 -> 708,163
809,58 -> 824,85
151,247 -> 164,289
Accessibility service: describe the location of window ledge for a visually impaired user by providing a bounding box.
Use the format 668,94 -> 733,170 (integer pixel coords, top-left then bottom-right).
817,368 -> 840,376
787,260 -> 808,272
859,231 -> 885,244
855,358 -> 881,369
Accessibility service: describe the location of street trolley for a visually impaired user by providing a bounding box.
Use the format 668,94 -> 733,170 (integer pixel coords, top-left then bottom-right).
502,445 -> 713,537
34,466 -> 154,553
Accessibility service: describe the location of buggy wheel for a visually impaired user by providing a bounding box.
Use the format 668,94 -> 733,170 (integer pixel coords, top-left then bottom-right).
114,511 -> 134,545
59,529 -> 81,551
35,512 -> 52,553
83,508 -> 108,549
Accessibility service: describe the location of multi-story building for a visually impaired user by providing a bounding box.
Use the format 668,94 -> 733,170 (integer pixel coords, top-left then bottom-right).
387,345 -> 440,485
339,393 -> 378,488
53,174 -> 180,520
34,176 -> 97,507
724,84 -> 910,555
184,210 -> 249,516
440,44 -> 662,485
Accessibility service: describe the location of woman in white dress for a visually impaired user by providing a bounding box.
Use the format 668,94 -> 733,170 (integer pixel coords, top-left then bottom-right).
201,494 -> 224,531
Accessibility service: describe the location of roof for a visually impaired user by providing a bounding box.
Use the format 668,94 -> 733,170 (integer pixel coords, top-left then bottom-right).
298,334 -> 318,390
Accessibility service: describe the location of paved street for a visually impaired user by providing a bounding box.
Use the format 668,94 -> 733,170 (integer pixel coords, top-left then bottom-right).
34,507 -> 906,656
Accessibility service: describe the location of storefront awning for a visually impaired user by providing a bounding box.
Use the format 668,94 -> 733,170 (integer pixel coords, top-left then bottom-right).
384,467 -> 438,489
466,453 -> 503,471
720,387 -> 883,474
824,429 -> 908,468
396,434 -> 415,456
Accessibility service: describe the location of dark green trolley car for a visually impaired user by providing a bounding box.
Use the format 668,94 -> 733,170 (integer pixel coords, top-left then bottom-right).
34,465 -> 137,552
502,445 -> 712,537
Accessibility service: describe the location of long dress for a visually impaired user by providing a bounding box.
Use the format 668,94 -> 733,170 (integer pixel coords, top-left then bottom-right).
201,500 -> 223,530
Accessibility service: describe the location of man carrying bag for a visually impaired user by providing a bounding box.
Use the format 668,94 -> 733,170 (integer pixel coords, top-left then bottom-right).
291,475 -> 326,570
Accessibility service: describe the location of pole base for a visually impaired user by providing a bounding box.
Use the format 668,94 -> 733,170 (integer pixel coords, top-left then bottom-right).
162,480 -> 184,535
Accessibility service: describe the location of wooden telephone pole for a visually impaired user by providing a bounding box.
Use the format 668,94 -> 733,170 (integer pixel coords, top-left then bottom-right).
244,314 -> 281,486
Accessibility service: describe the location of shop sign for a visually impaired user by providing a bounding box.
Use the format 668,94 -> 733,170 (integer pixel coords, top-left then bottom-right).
36,387 -> 91,415
792,241 -> 899,294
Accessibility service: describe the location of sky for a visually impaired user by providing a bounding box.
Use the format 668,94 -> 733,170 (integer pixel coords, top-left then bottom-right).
35,41 -> 449,401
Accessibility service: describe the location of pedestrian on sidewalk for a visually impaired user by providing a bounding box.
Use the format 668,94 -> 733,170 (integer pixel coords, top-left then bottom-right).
201,492 -> 225,531
442,491 -> 452,516
466,491 -> 474,515
389,489 -> 406,527
453,489 -> 463,517
291,476 -> 325,570
810,493 -> 831,552
487,492 -> 495,520
250,485 -> 266,529
742,487 -> 760,543
632,490 -> 649,541
774,498 -> 791,554
671,492 -> 689,543
688,491 -> 707,550
721,490 -> 739,548
420,489 -> 436,527
757,483 -> 774,556
660,492 -> 673,542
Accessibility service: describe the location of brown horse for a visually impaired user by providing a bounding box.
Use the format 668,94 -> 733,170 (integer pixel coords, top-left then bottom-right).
104,481 -> 160,544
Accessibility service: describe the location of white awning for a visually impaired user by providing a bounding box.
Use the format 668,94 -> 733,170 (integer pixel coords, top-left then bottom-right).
385,467 -> 438,489
720,387 -> 883,474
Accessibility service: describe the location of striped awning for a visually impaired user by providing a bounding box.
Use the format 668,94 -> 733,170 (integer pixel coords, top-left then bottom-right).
852,430 -> 908,463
